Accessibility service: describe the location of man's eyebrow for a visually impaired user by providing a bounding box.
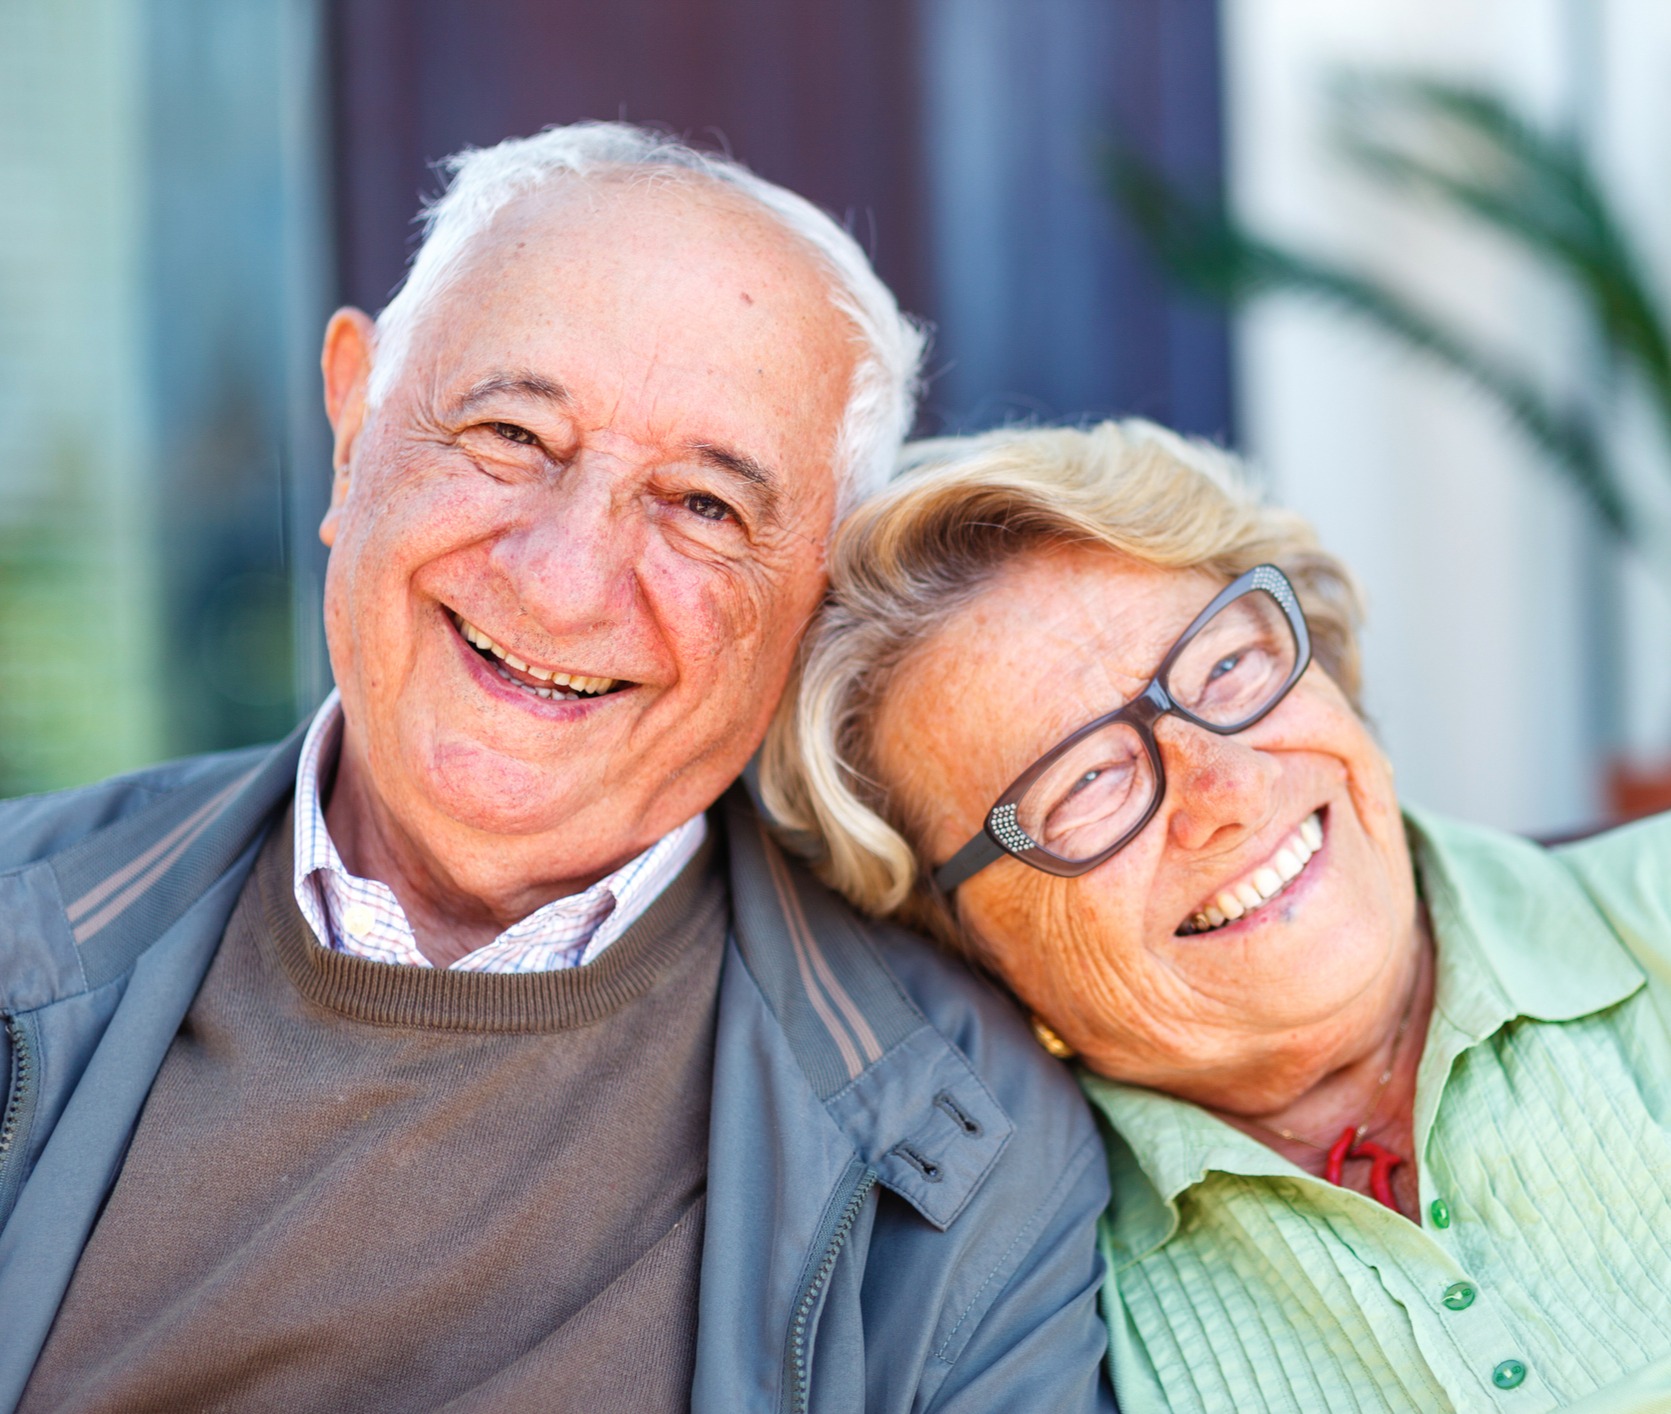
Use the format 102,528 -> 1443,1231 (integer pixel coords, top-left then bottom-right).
688,442 -> 781,497
450,372 -> 573,415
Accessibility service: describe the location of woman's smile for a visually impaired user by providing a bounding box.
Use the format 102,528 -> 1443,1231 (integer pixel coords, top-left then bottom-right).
1176,807 -> 1326,936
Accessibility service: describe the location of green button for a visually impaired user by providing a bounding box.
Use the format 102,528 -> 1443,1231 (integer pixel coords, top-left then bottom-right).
1430,1198 -> 1451,1228
1493,1359 -> 1527,1390
1442,1281 -> 1476,1311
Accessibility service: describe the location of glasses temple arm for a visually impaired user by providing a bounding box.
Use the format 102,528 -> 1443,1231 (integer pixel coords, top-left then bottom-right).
932,830 -> 1007,893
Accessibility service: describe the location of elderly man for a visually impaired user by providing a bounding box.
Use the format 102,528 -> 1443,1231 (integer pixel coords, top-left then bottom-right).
0,125 -> 1112,1412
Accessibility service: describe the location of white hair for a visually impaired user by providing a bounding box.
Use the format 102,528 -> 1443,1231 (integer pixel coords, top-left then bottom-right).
366,122 -> 927,508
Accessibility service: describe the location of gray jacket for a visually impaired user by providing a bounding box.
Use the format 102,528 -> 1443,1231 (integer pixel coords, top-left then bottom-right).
0,728 -> 1115,1412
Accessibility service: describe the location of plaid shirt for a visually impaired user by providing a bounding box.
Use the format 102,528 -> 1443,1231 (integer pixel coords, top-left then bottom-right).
291,692 -> 707,972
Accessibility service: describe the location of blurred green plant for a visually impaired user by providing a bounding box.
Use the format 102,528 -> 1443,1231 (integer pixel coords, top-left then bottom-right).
0,434 -> 166,798
0,516 -> 124,797
1108,72 -> 1671,552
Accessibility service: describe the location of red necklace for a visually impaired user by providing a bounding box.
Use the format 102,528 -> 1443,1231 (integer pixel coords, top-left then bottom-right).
1323,1127 -> 1402,1209
1235,996 -> 1416,1213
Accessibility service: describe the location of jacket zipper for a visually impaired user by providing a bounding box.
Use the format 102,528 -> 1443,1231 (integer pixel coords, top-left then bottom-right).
788,1166 -> 877,1414
0,1011 -> 36,1224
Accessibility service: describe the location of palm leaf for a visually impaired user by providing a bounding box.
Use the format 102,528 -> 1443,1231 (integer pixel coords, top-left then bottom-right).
1327,74 -> 1671,433
1107,145 -> 1633,540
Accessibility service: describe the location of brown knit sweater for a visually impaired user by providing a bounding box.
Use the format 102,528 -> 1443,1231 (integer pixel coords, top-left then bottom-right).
21,811 -> 727,1413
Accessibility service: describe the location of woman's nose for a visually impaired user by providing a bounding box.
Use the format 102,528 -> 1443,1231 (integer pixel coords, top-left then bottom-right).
1157,716 -> 1281,853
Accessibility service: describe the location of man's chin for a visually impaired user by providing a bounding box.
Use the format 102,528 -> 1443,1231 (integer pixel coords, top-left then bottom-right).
411,742 -> 611,837
433,793 -> 591,839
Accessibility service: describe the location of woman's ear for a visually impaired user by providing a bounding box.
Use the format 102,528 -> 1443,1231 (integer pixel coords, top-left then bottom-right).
318,307 -> 376,548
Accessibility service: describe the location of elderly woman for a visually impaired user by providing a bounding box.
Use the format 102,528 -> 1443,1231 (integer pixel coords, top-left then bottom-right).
761,420 -> 1671,1414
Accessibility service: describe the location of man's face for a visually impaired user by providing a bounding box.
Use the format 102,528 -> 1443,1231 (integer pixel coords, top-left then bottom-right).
320,178 -> 857,886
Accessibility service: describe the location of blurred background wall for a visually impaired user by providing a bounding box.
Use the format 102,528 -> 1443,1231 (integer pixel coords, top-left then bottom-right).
3,0 -> 1668,838
0,0 -> 332,790
1225,0 -> 1671,835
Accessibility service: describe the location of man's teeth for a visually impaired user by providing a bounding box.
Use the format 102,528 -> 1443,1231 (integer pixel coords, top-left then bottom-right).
1181,812 -> 1324,935
453,615 -> 617,699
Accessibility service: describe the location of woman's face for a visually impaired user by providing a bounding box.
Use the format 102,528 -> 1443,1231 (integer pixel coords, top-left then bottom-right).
873,543 -> 1421,1111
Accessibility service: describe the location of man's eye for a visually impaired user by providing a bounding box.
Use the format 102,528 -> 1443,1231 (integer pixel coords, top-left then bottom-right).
683,492 -> 736,523
490,422 -> 539,446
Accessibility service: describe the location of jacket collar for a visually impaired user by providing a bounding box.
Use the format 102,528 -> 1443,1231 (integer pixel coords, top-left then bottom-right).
50,722 -> 308,992
721,787 -> 1014,1229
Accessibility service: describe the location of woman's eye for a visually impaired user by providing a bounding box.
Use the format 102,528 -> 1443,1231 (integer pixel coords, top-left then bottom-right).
1055,759 -> 1135,814
1041,759 -> 1136,848
683,492 -> 736,523
1208,653 -> 1241,682
490,422 -> 539,446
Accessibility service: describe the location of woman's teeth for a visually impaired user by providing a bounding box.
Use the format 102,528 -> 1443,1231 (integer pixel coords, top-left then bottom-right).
452,614 -> 617,700
1179,812 -> 1324,936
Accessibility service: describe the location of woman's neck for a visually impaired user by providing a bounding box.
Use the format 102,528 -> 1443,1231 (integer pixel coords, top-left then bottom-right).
1212,917 -> 1435,1215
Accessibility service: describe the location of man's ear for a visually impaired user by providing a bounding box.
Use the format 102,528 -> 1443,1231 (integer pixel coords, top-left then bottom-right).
319,307 -> 377,548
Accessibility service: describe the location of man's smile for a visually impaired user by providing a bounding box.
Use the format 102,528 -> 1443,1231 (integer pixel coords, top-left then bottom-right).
447,609 -> 632,701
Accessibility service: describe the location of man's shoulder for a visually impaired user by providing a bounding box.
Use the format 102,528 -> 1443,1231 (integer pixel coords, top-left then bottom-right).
817,910 -> 1112,1407
723,803 -> 1103,1219
862,910 -> 1093,1130
712,807 -> 1112,1408
722,789 -> 1096,1157
0,742 -> 278,873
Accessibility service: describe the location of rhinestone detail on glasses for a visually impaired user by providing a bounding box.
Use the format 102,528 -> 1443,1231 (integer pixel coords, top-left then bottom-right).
1250,564 -> 1299,617
989,802 -> 1038,853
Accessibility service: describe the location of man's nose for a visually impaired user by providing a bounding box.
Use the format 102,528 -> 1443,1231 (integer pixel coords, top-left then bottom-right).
1157,716 -> 1281,853
487,458 -> 645,634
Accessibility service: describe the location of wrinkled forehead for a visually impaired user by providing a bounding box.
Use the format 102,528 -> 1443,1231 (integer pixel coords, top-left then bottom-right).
399,173 -> 850,369
963,546 -> 1217,685
375,175 -> 859,508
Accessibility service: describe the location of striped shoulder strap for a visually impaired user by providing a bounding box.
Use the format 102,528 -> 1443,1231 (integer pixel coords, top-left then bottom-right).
52,724 -> 307,989
723,785 -> 924,1098
722,785 -> 1016,1229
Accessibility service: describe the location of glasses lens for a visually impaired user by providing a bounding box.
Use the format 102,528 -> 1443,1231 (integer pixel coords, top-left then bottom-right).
1015,720 -> 1155,863
1164,589 -> 1298,729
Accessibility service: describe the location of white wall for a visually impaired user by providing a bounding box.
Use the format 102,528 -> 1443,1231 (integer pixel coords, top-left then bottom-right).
1221,0 -> 1671,834
1592,1 -> 1671,769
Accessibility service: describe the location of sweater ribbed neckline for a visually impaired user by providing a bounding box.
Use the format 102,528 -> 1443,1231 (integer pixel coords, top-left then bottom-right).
258,809 -> 723,1033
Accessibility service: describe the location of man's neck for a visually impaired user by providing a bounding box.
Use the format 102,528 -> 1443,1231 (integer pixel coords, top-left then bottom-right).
323,746 -> 630,968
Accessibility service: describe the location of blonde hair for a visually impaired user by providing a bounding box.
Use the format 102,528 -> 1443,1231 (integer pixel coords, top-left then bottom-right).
759,419 -> 1364,953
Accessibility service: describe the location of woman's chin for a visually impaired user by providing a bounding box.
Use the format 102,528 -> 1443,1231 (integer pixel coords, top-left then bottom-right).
1162,912 -> 1399,1041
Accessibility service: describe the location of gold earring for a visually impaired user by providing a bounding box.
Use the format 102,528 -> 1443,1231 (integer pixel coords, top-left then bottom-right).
1030,1016 -> 1075,1060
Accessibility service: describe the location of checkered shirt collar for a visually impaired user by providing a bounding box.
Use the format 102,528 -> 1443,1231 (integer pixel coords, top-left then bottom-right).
291,692 -> 707,972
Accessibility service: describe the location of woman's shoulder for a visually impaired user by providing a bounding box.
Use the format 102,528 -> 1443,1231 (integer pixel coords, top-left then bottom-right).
1557,810 -> 1671,958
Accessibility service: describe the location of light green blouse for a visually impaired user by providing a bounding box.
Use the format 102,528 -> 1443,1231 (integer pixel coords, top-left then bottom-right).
1082,808 -> 1671,1414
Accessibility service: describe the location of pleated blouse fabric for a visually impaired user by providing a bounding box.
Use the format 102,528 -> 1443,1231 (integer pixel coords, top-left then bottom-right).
1083,808 -> 1671,1414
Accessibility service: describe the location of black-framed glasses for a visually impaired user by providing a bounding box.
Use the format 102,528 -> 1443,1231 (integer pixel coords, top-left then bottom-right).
932,564 -> 1311,892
